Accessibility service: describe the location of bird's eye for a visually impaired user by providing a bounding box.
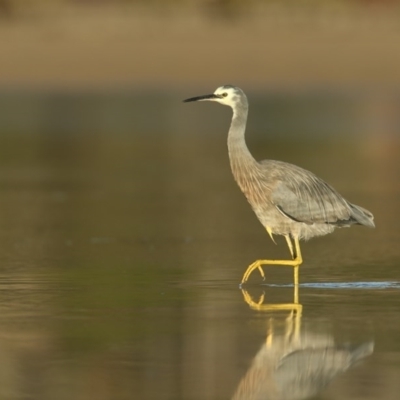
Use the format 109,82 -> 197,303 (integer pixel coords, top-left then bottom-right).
222,92 -> 228,97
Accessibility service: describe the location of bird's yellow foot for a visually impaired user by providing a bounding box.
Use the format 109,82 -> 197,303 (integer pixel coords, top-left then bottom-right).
241,258 -> 302,284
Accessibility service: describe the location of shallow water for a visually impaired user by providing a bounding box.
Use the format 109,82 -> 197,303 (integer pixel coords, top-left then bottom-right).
0,96 -> 399,399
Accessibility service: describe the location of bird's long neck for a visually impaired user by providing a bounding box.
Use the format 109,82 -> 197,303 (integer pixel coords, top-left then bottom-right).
228,105 -> 258,190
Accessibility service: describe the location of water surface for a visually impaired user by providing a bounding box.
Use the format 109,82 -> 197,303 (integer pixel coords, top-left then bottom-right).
0,93 -> 399,399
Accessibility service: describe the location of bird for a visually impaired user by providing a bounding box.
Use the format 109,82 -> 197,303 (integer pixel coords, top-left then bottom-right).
183,85 -> 375,285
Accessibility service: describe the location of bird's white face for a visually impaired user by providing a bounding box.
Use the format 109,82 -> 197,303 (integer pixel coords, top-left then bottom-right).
211,86 -> 240,107
183,85 -> 246,110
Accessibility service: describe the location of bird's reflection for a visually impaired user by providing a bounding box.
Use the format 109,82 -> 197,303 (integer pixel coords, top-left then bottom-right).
234,288 -> 374,400
241,284 -> 302,314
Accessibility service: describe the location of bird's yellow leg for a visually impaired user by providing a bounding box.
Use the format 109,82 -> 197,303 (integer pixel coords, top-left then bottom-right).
294,274 -> 299,302
241,236 -> 303,284
286,236 -> 301,287
294,265 -> 299,288
250,226 -> 278,280
293,237 -> 302,287
294,236 -> 302,264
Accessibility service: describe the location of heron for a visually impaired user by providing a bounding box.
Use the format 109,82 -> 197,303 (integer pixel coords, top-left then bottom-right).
183,85 -> 375,285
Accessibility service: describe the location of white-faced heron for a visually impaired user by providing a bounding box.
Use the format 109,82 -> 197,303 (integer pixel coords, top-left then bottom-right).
183,85 -> 375,284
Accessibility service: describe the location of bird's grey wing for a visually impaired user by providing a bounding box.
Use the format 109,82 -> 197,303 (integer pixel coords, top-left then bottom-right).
266,162 -> 353,225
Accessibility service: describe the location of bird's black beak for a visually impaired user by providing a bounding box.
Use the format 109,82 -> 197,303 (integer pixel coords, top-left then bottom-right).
183,94 -> 221,102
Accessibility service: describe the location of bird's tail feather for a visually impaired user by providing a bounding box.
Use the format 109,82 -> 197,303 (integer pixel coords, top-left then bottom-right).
349,203 -> 375,228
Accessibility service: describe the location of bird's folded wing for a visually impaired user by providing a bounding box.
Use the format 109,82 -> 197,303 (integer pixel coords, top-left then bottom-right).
271,177 -> 352,225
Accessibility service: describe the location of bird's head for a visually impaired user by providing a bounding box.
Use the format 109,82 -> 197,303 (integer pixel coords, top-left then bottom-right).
183,85 -> 247,110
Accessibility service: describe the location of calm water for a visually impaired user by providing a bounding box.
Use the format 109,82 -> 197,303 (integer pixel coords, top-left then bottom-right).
0,93 -> 399,399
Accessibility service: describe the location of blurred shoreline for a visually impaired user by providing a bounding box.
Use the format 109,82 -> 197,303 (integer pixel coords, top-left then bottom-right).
1,1 -> 400,90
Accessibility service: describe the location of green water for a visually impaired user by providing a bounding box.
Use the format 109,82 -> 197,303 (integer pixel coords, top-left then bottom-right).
0,92 -> 398,399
